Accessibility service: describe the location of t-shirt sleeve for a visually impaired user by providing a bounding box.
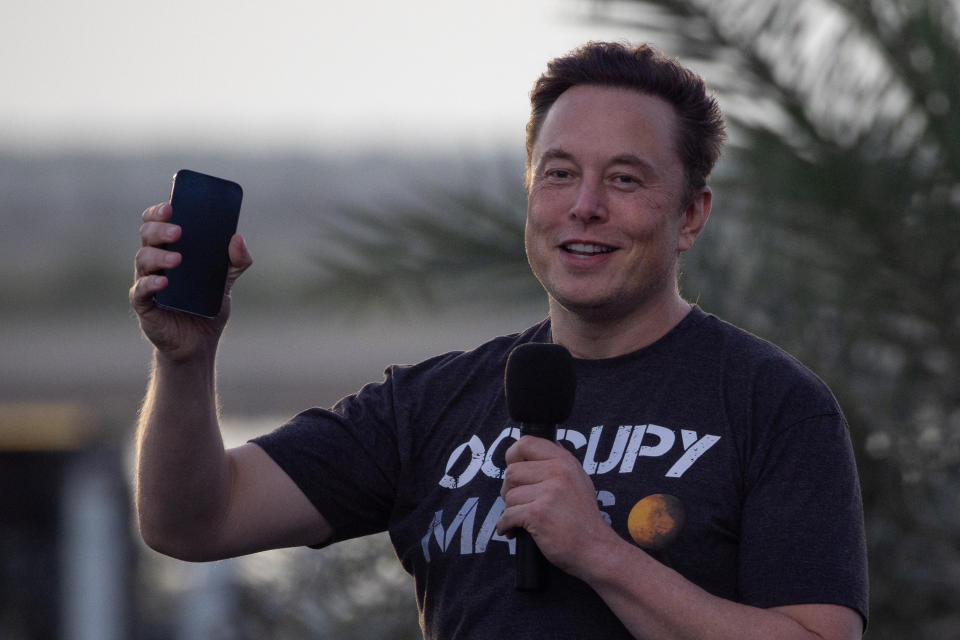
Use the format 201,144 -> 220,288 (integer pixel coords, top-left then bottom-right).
737,408 -> 869,625
251,373 -> 403,545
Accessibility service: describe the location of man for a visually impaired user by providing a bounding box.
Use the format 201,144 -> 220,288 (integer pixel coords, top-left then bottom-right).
131,42 -> 868,638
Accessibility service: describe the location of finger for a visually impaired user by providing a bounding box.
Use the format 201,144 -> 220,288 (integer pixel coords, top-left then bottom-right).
129,273 -> 168,313
135,245 -> 181,278
501,459 -> 536,495
228,233 -> 253,270
224,234 -> 253,294
141,202 -> 172,223
496,502 -> 536,537
505,435 -> 561,465
140,220 -> 181,248
504,440 -> 525,465
500,478 -> 541,506
500,458 -> 565,504
496,504 -> 519,536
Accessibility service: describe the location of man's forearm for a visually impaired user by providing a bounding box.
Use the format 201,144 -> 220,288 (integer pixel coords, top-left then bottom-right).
578,531 -> 860,640
135,349 -> 231,559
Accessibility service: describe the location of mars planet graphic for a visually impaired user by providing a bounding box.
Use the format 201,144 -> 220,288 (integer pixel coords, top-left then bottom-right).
627,493 -> 685,550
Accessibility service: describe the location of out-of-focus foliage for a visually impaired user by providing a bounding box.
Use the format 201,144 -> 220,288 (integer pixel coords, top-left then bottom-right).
304,1 -> 960,637
584,1 -> 960,636
234,537 -> 420,640
306,174 -> 539,314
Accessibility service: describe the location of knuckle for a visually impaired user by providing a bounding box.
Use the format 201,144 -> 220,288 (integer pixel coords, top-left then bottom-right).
140,220 -> 178,246
139,222 -> 158,245
539,479 -> 560,501
141,203 -> 168,221
133,248 -> 146,272
527,500 -> 547,523
130,279 -> 149,307
134,246 -> 153,269
139,221 -> 156,238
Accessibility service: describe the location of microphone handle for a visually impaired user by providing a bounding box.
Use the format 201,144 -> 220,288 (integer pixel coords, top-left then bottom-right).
516,421 -> 556,591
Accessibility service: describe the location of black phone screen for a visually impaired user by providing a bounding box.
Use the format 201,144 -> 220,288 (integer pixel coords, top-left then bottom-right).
154,169 -> 243,318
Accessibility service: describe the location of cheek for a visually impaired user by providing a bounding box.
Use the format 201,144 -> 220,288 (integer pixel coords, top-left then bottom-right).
624,189 -> 672,218
523,216 -> 544,263
524,198 -> 555,241
639,192 -> 667,211
523,215 -> 553,280
527,183 -> 569,219
622,196 -> 682,241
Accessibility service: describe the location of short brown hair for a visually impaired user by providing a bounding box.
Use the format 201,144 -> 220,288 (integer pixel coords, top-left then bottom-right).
526,41 -> 726,200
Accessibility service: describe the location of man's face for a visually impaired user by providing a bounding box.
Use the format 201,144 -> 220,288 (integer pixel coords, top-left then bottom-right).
525,84 -> 707,322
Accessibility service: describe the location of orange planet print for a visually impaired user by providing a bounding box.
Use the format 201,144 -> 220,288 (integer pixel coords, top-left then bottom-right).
627,493 -> 685,550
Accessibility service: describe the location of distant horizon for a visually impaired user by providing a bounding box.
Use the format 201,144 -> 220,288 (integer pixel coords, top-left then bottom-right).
0,122 -> 524,157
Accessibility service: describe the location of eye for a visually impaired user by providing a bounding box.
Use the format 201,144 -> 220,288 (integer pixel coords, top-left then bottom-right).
611,173 -> 641,189
546,168 -> 573,180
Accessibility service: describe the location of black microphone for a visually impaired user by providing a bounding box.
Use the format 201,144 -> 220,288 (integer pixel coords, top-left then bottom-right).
504,342 -> 576,591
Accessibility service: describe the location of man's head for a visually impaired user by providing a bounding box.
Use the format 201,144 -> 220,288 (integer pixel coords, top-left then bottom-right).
525,42 -> 725,203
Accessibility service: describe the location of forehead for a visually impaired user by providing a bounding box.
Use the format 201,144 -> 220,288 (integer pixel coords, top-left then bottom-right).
533,85 -> 680,168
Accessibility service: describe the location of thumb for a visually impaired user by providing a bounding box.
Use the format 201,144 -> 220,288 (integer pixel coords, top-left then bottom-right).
225,233 -> 253,294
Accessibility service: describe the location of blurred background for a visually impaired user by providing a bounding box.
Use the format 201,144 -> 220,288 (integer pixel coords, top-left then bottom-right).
1,0 -> 957,638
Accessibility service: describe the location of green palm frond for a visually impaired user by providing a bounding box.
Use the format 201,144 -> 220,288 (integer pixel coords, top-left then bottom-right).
305,177 -> 543,313
584,2 -> 960,635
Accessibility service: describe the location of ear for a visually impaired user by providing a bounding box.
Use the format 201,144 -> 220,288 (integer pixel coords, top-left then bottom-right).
677,186 -> 712,253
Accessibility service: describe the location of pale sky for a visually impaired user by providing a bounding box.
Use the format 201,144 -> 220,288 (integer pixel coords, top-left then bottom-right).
0,0 -> 643,153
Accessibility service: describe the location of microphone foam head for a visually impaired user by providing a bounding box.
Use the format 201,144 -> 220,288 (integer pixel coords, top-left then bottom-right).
504,342 -> 576,423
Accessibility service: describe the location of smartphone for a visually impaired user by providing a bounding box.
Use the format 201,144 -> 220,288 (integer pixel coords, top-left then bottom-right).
154,169 -> 243,318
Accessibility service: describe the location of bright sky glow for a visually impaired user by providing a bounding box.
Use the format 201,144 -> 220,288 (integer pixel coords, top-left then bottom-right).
0,0 -> 641,152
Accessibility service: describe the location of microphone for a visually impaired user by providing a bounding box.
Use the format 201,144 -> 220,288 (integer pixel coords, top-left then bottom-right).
504,342 -> 576,591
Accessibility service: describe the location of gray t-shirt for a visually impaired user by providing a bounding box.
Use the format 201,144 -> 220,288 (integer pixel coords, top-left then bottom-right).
254,307 -> 868,638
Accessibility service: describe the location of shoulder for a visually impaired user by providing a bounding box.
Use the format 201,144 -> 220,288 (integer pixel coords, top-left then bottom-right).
686,308 -> 842,420
685,307 -> 797,363
691,308 -> 824,381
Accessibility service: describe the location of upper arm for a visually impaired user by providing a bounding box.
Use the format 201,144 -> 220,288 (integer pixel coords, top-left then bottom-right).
769,603 -> 863,640
206,442 -> 333,560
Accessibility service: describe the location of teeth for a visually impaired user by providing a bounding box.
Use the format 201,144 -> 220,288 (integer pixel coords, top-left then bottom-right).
564,243 -> 614,255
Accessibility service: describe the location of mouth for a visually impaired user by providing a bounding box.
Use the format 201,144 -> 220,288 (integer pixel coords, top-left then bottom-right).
560,242 -> 616,256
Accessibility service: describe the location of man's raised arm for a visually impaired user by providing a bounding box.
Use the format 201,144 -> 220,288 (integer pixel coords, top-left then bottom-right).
130,203 -> 331,561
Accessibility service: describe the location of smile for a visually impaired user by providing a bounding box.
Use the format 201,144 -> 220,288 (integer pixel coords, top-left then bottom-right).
561,242 -> 616,256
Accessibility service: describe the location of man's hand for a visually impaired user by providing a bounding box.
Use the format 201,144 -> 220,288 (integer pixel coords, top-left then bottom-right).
130,202 -> 253,361
496,435 -> 619,577
496,438 -> 863,640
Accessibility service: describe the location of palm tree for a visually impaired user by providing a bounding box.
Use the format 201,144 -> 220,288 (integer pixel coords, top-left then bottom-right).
588,3 -> 960,635
304,1 -> 960,635
305,160 -> 539,315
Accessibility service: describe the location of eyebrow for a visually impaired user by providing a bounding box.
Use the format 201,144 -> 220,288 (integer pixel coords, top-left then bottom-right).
537,147 -> 575,165
537,147 -> 658,175
610,153 -> 656,171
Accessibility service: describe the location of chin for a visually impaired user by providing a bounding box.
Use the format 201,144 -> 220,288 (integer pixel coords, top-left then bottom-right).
549,293 -> 624,321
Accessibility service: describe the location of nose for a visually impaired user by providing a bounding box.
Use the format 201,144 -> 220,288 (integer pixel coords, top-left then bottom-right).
569,180 -> 608,223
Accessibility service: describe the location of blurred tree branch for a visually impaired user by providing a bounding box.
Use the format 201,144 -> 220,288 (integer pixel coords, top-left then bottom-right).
305,174 -> 540,315
584,1 -> 960,635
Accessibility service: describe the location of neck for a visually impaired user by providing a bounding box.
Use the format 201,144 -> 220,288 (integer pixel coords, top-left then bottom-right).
548,293 -> 693,359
